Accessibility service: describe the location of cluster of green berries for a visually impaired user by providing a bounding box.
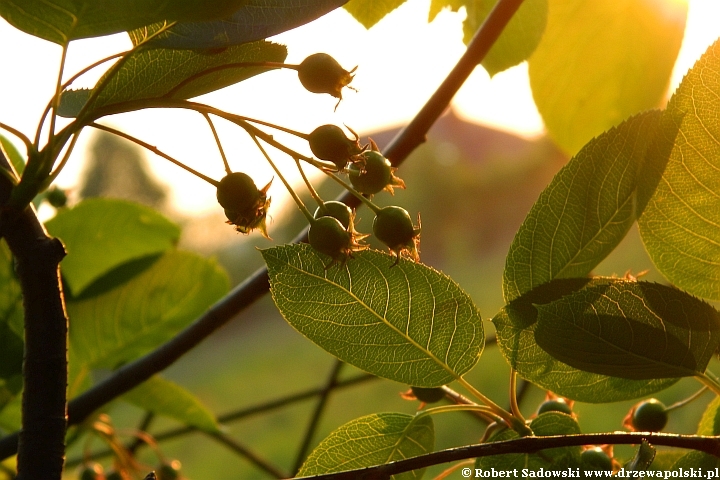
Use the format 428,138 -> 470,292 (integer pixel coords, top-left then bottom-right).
214,52 -> 420,267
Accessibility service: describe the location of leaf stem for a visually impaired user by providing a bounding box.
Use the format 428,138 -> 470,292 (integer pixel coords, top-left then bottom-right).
0,122 -> 34,154
325,172 -> 380,214
46,43 -> 69,150
88,123 -> 220,187
696,373 -> 720,396
509,369 -> 526,424
456,377 -> 529,435
417,404 -> 500,422
665,386 -> 709,413
295,158 -> 325,208
249,134 -> 314,223
45,131 -> 81,186
202,113 -> 232,175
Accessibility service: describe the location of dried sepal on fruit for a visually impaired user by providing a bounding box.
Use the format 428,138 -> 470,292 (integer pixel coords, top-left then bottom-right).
308,124 -> 365,171
297,53 -> 356,106
372,206 -> 421,265
216,172 -> 272,238
348,144 -> 405,195
308,214 -> 368,268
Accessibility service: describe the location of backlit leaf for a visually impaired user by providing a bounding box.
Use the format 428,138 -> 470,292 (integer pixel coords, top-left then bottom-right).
503,111 -> 661,303
638,39 -> 720,301
46,199 -> 180,295
123,375 -> 219,433
298,413 -> 434,479
68,250 -> 229,369
344,0 -> 406,29
534,281 -> 720,380
0,0 -> 246,44
60,41 -> 287,119
0,134 -> 25,175
697,396 -> 720,436
143,0 -> 348,49
528,0 -> 686,154
262,244 -> 484,387
493,278 -> 678,402
462,0 -> 547,76
476,412 -> 581,471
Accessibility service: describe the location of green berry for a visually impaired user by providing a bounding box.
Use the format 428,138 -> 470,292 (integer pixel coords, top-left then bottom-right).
297,53 -> 355,99
349,151 -> 393,195
581,447 -> 613,471
157,460 -> 182,480
373,206 -> 420,263
45,186 -> 68,208
78,463 -> 104,480
411,386 -> 445,403
217,172 -> 259,212
309,216 -> 352,263
308,124 -> 362,170
631,399 -> 668,432
314,201 -> 353,229
537,399 -> 572,416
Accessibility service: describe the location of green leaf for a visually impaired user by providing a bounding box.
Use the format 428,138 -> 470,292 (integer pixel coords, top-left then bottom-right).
0,242 -> 23,383
68,250 -> 229,369
298,413 -> 434,479
476,412 -> 581,471
528,0 -> 687,154
493,279 -> 678,402
0,0 -> 247,44
0,134 -> 25,175
262,244 -> 484,387
57,89 -> 92,119
697,396 -> 720,436
534,280 -> 720,380
0,383 -> 21,431
62,41 -> 287,119
462,0 -> 547,77
638,39 -> 720,301
142,0 -> 348,50
45,198 -> 180,295
671,450 -> 720,471
344,0 -> 407,29
428,0 -> 463,23
123,376 -> 219,433
503,111 -> 661,303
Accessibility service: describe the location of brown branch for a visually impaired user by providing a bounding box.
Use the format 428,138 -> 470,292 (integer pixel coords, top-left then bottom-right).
0,0 -> 524,461
0,150 -> 68,479
293,433 -> 720,480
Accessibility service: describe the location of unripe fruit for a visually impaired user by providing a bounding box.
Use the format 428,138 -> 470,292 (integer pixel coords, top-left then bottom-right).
537,398 -> 572,416
79,463 -> 105,480
309,216 -> 352,263
45,186 -> 68,208
297,53 -> 355,100
349,151 -> 393,195
308,124 -> 363,170
105,471 -> 131,480
314,201 -> 353,229
373,206 -> 421,264
216,172 -> 271,237
581,447 -> 613,471
411,386 -> 445,404
630,399 -> 668,432
157,460 -> 182,480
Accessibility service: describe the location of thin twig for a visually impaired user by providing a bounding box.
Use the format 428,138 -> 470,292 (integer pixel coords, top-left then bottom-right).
127,412 -> 155,455
292,360 -> 344,475
295,433 -> 720,480
202,113 -> 232,175
207,431 -> 288,478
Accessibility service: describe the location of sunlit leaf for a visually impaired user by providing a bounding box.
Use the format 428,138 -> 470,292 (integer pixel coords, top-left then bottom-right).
528,0 -> 686,154
534,281 -> 720,379
298,413 -> 434,479
45,199 -> 180,295
671,451 -> 720,471
262,244 -> 484,387
123,376 -> 219,433
493,278 -> 678,402
142,0 -> 348,49
638,39 -> 720,301
463,0 -> 547,76
0,134 -> 25,175
68,250 -> 229,369
503,111 -> 661,303
0,0 -> 246,44
428,0 -> 463,23
697,396 -> 720,436
476,412 -> 581,471
57,89 -> 92,119
344,0 -> 406,29
60,41 -> 287,119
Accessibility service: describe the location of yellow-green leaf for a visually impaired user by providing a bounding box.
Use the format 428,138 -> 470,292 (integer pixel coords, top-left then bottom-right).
344,0 -> 407,29
528,0 -> 686,154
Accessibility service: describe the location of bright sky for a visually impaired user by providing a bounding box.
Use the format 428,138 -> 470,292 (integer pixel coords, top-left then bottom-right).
0,0 -> 719,217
